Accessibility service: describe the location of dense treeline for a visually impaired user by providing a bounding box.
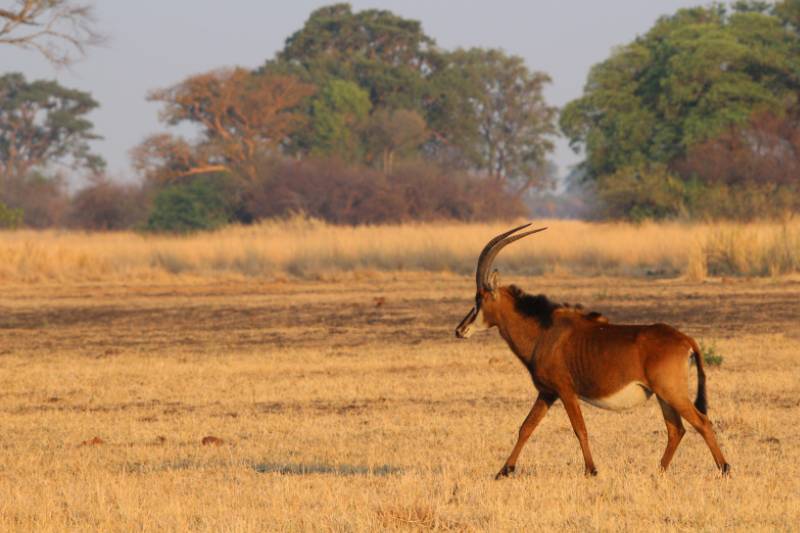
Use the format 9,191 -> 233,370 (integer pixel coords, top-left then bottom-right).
562,1 -> 800,220
2,2 -> 800,229
2,3 -> 553,230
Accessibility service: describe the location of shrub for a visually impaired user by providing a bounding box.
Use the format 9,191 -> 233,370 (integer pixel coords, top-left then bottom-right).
0,201 -> 23,229
595,164 -> 687,221
245,157 -> 526,224
1,172 -> 69,228
699,342 -> 724,367
146,175 -> 236,233
684,181 -> 799,221
68,178 -> 150,230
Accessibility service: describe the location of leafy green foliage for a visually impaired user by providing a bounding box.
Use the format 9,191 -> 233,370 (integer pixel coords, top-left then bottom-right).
146,175 -> 236,233
700,341 -> 724,367
265,4 -> 557,181
595,164 -> 687,221
561,3 -> 800,220
275,3 -> 434,111
0,201 -> 22,229
364,108 -> 427,173
0,72 -> 104,180
437,48 -> 557,190
308,79 -> 371,162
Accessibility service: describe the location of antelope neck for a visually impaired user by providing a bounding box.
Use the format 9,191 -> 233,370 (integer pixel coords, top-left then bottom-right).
494,297 -> 543,366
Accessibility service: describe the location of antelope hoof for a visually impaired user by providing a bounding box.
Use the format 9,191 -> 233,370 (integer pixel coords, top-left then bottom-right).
721,463 -> 731,477
585,467 -> 598,477
495,465 -> 515,479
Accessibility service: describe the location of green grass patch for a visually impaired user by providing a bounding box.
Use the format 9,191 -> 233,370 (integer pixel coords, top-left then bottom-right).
700,341 -> 724,367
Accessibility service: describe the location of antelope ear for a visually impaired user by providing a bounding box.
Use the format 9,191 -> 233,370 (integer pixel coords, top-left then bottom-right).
489,269 -> 499,294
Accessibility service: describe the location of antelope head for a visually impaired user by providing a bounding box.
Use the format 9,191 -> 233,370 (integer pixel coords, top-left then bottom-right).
455,223 -> 547,338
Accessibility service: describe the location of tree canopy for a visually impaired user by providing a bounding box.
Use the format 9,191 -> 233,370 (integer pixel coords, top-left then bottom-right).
255,4 -> 558,182
562,4 -> 800,178
141,68 -> 315,184
276,3 -> 434,111
308,79 -> 371,162
561,2 -> 800,219
0,72 -> 103,181
439,48 -> 557,193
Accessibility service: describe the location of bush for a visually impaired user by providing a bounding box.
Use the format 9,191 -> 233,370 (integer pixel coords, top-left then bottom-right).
68,178 -> 150,230
684,180 -> 799,221
146,175 -> 237,233
595,164 -> 687,221
0,201 -> 23,229
1,172 -> 70,228
699,341 -> 724,367
245,157 -> 526,224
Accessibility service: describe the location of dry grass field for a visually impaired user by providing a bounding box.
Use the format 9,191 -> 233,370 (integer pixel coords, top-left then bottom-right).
1,268 -> 799,531
1,217 -> 799,283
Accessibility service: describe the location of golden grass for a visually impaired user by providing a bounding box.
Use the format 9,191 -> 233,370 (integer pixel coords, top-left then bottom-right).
0,275 -> 798,531
0,217 -> 798,283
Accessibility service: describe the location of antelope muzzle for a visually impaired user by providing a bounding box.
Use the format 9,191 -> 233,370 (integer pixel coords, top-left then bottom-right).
455,307 -> 479,338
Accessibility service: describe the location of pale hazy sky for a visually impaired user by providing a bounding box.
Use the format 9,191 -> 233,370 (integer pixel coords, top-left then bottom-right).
0,0 -> 718,182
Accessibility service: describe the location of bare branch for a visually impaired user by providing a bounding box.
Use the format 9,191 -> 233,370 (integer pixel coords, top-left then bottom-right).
0,0 -> 105,67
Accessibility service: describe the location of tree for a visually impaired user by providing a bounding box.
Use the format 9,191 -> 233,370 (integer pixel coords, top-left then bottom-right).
0,0 -> 103,67
0,72 -> 104,181
266,5 -> 559,186
131,133 -> 222,183
365,108 -> 427,173
144,68 -> 315,183
561,5 -> 800,182
435,48 -> 557,194
275,3 -> 435,110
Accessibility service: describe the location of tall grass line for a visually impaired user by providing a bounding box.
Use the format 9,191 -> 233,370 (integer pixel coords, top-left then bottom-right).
0,217 -> 798,283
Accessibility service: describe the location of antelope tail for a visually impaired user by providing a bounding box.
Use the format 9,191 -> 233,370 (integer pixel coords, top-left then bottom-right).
689,338 -> 707,415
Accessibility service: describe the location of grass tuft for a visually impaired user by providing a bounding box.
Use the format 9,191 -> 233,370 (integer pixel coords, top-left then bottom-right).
700,341 -> 724,367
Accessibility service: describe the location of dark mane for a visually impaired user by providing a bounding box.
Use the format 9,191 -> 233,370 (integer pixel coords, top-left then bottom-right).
506,285 -> 605,327
507,285 -> 560,327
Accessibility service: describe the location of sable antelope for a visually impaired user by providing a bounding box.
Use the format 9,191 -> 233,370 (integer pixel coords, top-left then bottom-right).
455,223 -> 730,478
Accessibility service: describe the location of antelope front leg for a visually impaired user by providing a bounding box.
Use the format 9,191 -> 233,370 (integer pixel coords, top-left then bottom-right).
496,393 -> 556,479
561,394 -> 598,476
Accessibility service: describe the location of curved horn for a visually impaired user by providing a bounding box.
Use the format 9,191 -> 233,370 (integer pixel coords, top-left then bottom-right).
475,223 -> 548,290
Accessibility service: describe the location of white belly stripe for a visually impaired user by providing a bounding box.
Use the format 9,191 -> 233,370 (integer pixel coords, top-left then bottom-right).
580,382 -> 652,411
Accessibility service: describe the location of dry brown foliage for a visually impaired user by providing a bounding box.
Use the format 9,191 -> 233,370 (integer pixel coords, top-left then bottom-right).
676,111 -> 800,187
143,68 -> 315,183
67,177 -> 149,230
0,173 -> 70,228
247,159 -> 527,223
